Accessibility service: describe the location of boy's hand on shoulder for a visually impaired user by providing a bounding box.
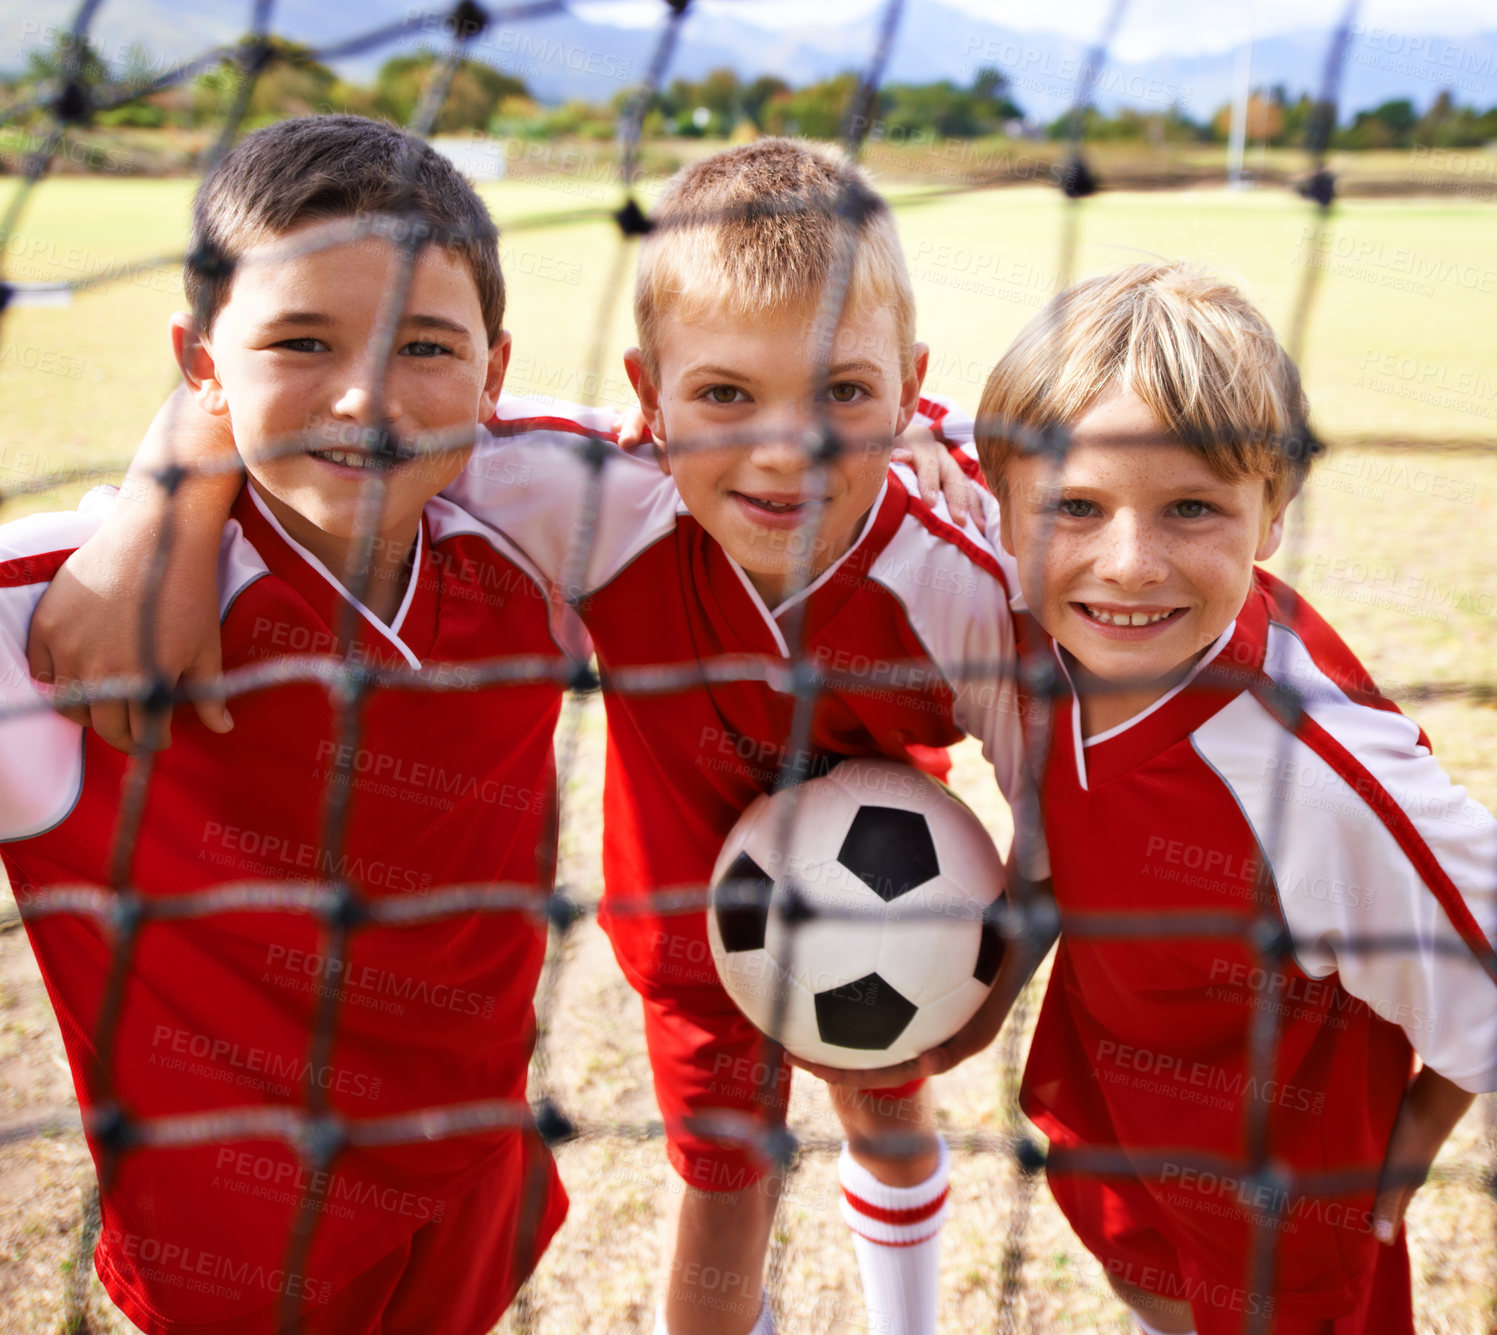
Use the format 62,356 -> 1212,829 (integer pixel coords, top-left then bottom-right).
1372,1066 -> 1476,1244
28,500 -> 232,752
27,388 -> 238,753
892,423 -> 977,526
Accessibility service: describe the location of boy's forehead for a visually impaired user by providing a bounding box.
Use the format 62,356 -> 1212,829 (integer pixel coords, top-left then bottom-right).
655,297 -> 905,376
222,228 -> 479,316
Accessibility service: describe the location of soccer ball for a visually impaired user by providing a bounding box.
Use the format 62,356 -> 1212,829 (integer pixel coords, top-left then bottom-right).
706,758 -> 1006,1070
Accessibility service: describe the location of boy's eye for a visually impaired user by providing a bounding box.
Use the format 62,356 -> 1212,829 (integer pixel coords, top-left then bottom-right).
1173,499 -> 1212,518
824,382 -> 867,404
704,385 -> 746,405
401,340 -> 452,358
273,337 -> 328,353
1055,498 -> 1097,518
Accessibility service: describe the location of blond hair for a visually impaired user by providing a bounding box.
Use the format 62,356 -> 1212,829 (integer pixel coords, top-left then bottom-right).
975,262 -> 1314,508
634,138 -> 916,374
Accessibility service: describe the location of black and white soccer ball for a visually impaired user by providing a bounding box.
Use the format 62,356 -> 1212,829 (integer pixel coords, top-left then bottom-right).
707,758 -> 1006,1070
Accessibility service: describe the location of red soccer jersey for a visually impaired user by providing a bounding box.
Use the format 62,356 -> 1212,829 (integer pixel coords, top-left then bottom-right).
1020,569 -> 1497,1323
0,487 -> 568,1334
452,393 -> 1038,999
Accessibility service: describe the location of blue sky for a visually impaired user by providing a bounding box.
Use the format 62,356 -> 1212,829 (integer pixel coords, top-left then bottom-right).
5,0 -> 1492,78
575,0 -> 1495,60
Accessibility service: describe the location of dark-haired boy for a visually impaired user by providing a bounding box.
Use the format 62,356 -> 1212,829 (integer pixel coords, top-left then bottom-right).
1,115 -> 567,1334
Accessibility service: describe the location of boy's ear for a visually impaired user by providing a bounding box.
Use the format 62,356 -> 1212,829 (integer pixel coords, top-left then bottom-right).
623,347 -> 670,474
1255,489 -> 1291,562
997,491 -> 1018,558
894,342 -> 931,437
169,313 -> 229,416
477,330 -> 513,423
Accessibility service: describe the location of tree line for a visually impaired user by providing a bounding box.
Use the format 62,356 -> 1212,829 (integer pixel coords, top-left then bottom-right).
6,34 -> 1496,152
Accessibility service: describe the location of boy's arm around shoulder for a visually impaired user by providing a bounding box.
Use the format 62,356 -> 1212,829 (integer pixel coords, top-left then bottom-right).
27,387 -> 239,752
451,393 -> 682,597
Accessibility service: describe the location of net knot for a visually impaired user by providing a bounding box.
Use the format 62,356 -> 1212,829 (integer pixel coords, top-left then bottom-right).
298,1114 -> 346,1168
186,240 -> 235,284
153,462 -> 187,497
787,659 -> 823,701
109,890 -> 144,939
51,78 -> 93,126
545,888 -> 582,933
534,1098 -> 577,1146
774,878 -> 815,926
1014,1135 -> 1047,1175
143,674 -> 174,718
446,1 -> 490,40
88,1102 -> 132,1156
1020,653 -> 1060,699
1250,916 -> 1293,962
808,426 -> 843,466
577,433 -> 613,473
239,37 -> 275,78
567,659 -> 601,694
1298,168 -> 1337,209
762,1124 -> 798,1174
1058,153 -> 1098,200
321,881 -> 367,932
615,197 -> 654,237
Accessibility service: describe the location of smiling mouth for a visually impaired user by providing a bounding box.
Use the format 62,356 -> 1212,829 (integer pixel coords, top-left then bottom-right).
1079,603 -> 1185,628
733,492 -> 820,515
308,445 -> 412,471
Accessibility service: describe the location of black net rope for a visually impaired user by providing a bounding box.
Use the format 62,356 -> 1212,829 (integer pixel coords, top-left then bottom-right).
0,1 -> 1492,1332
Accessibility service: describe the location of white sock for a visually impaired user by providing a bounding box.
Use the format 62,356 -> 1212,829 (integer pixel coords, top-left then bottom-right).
653,1289 -> 775,1335
838,1137 -> 950,1335
1134,1315 -> 1196,1335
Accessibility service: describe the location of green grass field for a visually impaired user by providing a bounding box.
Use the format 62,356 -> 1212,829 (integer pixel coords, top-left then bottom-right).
0,176 -> 1494,1332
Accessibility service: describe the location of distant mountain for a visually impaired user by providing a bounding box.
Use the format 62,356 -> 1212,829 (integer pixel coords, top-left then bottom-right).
13,0 -> 1497,121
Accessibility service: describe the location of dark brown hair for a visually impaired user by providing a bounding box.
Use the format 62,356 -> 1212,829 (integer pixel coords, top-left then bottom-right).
185,114 -> 503,340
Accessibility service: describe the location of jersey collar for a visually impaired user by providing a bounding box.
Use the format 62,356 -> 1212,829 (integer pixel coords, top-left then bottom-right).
231,486 -> 440,669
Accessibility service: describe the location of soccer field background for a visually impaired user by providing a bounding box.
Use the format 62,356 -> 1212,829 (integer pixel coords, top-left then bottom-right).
0,177 -> 1494,1331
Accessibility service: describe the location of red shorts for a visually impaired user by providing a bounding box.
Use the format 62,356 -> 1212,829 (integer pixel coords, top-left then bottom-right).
1044,1141 -> 1413,1335
296,1146 -> 567,1335
107,1135 -> 567,1335
639,976 -> 923,1190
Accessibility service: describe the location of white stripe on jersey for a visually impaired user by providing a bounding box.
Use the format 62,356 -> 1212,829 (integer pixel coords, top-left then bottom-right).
451,427 -> 680,598
1191,620 -> 1497,1092
868,467 -> 1040,875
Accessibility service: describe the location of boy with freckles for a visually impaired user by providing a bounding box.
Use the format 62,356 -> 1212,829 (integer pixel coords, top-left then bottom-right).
34,138 -> 1044,1335
975,261 -> 1497,1334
